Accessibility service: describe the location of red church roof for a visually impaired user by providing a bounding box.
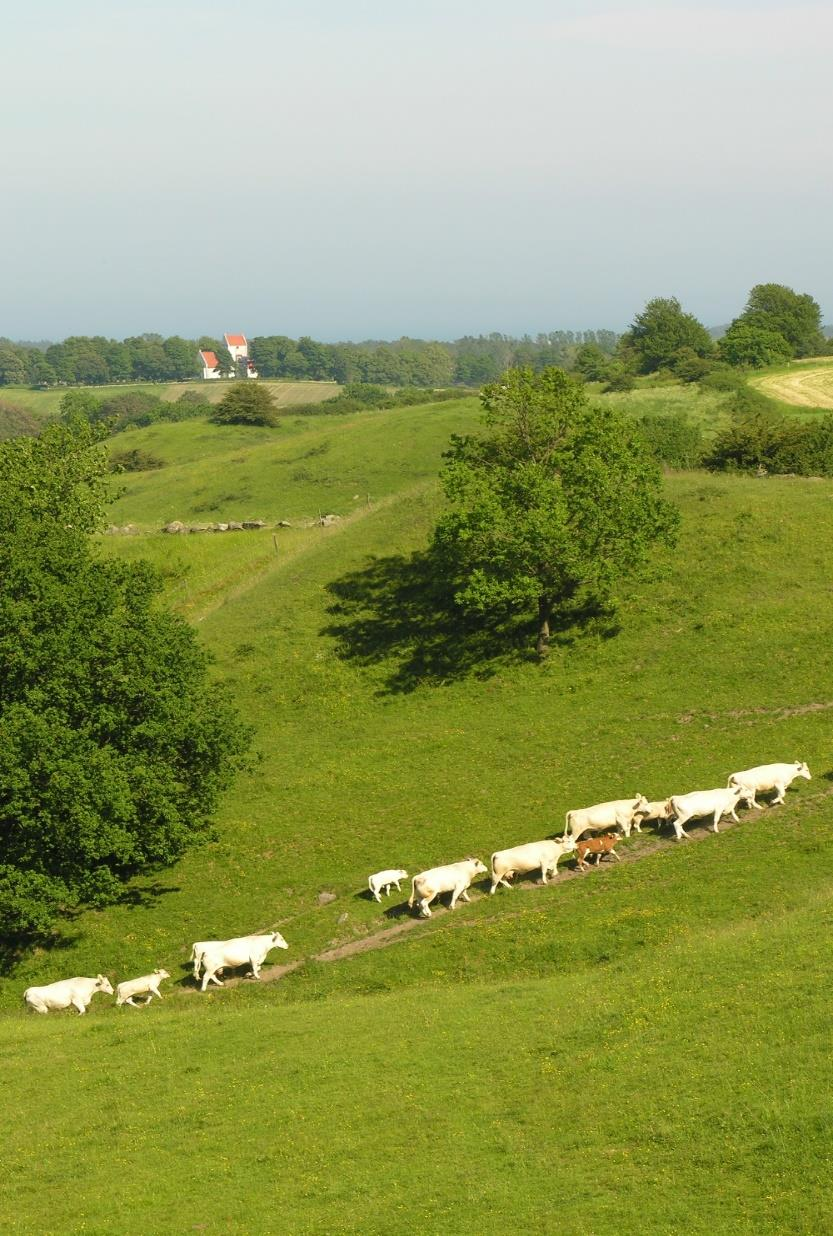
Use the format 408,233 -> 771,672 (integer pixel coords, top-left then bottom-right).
224,334 -> 246,348
200,350 -> 219,368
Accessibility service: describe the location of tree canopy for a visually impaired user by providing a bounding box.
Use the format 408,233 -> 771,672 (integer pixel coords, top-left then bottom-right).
731,283 -> 824,359
619,297 -> 714,374
211,382 -> 279,426
431,368 -> 680,656
718,320 -> 793,369
0,422 -> 250,945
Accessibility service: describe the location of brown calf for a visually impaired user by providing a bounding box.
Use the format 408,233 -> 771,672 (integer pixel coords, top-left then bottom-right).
575,832 -> 622,871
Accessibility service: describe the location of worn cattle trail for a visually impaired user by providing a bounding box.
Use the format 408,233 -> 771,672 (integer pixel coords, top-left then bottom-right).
210,788 -> 833,991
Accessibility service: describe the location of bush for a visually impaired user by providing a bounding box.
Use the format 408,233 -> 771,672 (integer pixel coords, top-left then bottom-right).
602,369 -> 636,393
698,366 -> 746,392
636,413 -> 705,469
211,383 -> 279,427
109,448 -> 165,473
0,401 -> 40,440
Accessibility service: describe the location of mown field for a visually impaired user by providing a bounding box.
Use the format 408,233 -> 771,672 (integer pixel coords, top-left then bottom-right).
0,378 -> 341,421
751,356 -> 833,409
3,392 -> 833,1233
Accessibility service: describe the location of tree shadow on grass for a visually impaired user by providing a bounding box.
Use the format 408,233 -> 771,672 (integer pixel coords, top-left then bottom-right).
0,930 -> 82,978
322,549 -> 619,694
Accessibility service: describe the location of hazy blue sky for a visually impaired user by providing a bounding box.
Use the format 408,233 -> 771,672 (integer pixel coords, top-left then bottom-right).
2,0 -> 830,340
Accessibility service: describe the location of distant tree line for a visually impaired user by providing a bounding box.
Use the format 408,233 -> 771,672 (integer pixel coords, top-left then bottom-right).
0,330 -> 620,389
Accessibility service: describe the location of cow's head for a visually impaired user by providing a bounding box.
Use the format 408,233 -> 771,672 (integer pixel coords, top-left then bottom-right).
468,858 -> 488,875
796,761 -> 811,780
633,794 -> 649,812
96,975 -> 114,995
271,932 -> 289,950
155,969 -> 171,980
560,836 -> 577,852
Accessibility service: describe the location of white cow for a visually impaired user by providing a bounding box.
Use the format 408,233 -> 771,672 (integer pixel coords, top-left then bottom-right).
727,761 -> 811,809
193,932 -> 289,992
564,795 -> 649,842
490,837 -> 576,894
634,799 -> 675,831
368,868 -> 409,902
666,786 -> 745,841
115,969 -> 171,1008
408,858 -> 487,918
23,975 -> 113,1015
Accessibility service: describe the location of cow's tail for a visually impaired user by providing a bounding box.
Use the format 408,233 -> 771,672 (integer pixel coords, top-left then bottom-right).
407,878 -> 417,909
562,812 -> 572,843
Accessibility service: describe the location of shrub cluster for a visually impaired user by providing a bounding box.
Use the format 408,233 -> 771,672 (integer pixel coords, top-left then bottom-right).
281,384 -> 465,416
61,389 -> 213,435
703,400 -> 833,476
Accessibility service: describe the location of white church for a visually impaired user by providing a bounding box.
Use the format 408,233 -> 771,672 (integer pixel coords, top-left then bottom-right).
199,333 -> 258,380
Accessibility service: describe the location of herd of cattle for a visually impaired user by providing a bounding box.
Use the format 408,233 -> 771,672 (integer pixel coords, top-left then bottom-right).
22,760 -> 811,1015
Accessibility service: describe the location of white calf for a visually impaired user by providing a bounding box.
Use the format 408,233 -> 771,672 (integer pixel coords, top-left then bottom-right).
728,761 -> 811,809
490,838 -> 576,894
368,868 -> 409,902
564,795 -> 649,841
115,969 -> 171,1008
23,975 -> 113,1015
667,786 -> 745,840
194,932 -> 289,992
408,858 -> 487,918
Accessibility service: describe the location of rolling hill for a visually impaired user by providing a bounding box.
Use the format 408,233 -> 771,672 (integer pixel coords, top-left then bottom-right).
2,392 -> 833,1233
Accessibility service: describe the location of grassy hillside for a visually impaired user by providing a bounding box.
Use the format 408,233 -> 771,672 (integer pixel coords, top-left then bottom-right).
3,396 -> 833,1232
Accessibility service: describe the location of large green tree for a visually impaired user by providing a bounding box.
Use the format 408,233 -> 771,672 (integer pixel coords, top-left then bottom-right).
431,368 -> 679,657
733,283 -> 824,359
719,320 -> 792,368
0,421 -> 250,943
620,297 -> 714,374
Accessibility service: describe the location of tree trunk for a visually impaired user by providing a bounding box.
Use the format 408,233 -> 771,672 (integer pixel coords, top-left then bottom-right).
536,595 -> 551,658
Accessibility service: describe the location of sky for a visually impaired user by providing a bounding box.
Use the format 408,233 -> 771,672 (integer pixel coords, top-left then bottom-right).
2,0 -> 831,341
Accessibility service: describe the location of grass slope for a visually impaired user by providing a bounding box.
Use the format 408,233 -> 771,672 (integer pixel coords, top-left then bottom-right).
3,397 -> 833,1232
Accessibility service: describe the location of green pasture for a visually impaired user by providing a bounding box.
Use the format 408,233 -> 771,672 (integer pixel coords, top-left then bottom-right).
3,395 -> 833,1232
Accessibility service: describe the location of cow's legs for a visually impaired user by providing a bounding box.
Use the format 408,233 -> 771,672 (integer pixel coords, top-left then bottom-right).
712,812 -> 720,833
249,957 -> 261,979
72,999 -> 87,1015
459,888 -> 471,902
610,849 -> 621,862
419,898 -> 432,918
27,999 -> 48,1014
772,786 -> 786,805
393,880 -> 402,892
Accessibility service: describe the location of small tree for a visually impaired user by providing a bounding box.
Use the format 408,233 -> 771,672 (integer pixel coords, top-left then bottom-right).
431,368 -> 679,657
211,383 -> 278,427
0,421 -> 250,944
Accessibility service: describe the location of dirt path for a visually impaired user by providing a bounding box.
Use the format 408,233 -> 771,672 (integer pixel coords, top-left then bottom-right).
194,785 -> 833,992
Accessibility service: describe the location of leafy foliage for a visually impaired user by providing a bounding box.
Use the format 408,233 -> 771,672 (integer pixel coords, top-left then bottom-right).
211,383 -> 279,427
430,368 -> 680,655
734,283 -> 824,359
719,320 -> 793,368
0,423 -> 250,944
619,297 -> 714,374
636,412 -> 705,468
